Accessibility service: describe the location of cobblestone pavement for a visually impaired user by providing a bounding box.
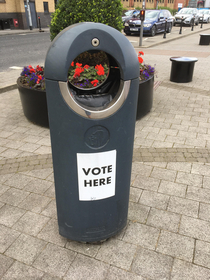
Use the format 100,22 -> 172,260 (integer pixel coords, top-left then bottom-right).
1,29 -> 210,279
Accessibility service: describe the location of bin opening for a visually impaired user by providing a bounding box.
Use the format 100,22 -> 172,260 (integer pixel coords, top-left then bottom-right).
67,51 -> 121,110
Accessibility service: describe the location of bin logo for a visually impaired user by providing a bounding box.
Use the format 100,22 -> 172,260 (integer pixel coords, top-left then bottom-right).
77,150 -> 116,201
84,125 -> 109,149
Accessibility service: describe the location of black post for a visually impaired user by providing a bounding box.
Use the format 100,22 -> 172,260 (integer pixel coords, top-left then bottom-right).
191,16 -> 194,31
179,17 -> 183,34
38,16 -> 42,32
201,14 -> 204,28
163,18 -> 167,38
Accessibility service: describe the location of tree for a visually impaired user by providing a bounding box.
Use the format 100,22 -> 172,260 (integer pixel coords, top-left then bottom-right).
50,0 -> 123,41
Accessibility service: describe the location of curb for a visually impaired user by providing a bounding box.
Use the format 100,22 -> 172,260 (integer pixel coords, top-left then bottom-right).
0,84 -> 18,94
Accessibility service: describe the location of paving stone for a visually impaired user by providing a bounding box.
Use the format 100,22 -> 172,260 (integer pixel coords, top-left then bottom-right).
0,183 -> 10,196
133,175 -> 160,191
0,187 -> 30,206
131,162 -> 153,176
0,224 -> 20,253
41,199 -> 57,218
0,148 -> 22,158
186,186 -> 210,203
179,215 -> 210,242
64,254 -> 109,280
199,203 -> 210,221
194,240 -> 210,269
129,187 -> 142,203
168,196 -> 199,218
26,168 -> 53,179
37,218 -> 67,247
171,258 -> 210,280
33,243 -> 76,278
1,261 -> 44,280
5,233 -> 47,265
41,274 -> 62,280
150,167 -> 177,182
131,247 -> 173,280
192,163 -> 210,176
0,254 -> 14,278
128,201 -> 150,223
158,180 -> 187,197
0,204 -> 26,227
23,178 -> 53,194
167,162 -> 192,173
19,193 -> 52,213
176,171 -> 203,187
147,208 -> 181,232
0,173 -> 13,184
106,266 -> 145,280
123,221 -> 160,250
202,176 -> 210,189
156,230 -> 194,262
96,238 -> 137,270
66,240 -> 100,257
12,211 -> 50,236
139,190 -> 169,210
4,173 -> 33,189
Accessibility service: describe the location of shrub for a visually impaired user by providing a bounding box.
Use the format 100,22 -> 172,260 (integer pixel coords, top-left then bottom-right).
50,0 -> 123,41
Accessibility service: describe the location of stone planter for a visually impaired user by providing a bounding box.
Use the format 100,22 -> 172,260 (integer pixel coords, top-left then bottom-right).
17,77 -> 49,128
136,75 -> 154,120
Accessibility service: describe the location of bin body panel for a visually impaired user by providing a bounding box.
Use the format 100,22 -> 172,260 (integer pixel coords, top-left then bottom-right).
46,79 -> 139,242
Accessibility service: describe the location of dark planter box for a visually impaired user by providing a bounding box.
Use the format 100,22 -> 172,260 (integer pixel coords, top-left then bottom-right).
136,75 -> 154,120
17,77 -> 49,128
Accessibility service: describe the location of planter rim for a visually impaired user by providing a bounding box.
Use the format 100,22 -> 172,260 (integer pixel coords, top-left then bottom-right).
139,75 -> 154,84
17,77 -> 46,92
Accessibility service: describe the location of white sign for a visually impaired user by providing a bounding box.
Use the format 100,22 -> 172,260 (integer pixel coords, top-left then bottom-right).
178,3 -> 183,7
77,150 -> 116,201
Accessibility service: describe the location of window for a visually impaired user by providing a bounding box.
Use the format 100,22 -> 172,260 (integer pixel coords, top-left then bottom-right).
43,2 -> 49,13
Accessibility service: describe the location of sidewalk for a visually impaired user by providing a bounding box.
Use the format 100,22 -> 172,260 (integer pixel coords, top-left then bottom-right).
1,27 -> 210,279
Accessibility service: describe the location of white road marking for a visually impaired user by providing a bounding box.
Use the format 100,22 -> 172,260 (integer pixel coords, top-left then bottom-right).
9,66 -> 23,70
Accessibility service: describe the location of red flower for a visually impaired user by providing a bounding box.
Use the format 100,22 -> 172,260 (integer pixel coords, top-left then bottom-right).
138,57 -> 143,64
139,51 -> 144,56
83,65 -> 89,69
37,75 -> 42,80
71,61 -> 74,67
36,65 -> 43,72
76,63 -> 82,67
95,64 -> 104,76
91,79 -> 99,87
73,67 -> 84,78
29,68 -> 36,73
28,65 -> 32,69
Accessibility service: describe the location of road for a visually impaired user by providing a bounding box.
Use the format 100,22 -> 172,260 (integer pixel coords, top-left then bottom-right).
0,31 -> 51,72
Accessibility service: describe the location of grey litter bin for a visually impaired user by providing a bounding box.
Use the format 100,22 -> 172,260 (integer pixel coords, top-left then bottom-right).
45,22 -> 139,242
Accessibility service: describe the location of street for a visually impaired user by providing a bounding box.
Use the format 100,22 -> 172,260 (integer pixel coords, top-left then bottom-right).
0,31 -> 51,72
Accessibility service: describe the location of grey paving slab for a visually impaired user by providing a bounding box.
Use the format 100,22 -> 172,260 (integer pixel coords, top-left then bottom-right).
131,247 -> 173,280
158,180 -> 187,197
167,196 -> 199,218
33,243 -> 76,278
128,201 -> 150,223
139,189 -> 170,210
0,204 -> 26,227
19,193 -> 52,213
0,254 -> 14,278
5,233 -> 47,265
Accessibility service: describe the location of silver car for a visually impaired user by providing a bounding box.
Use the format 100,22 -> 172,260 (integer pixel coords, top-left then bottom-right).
198,10 -> 210,23
174,8 -> 199,26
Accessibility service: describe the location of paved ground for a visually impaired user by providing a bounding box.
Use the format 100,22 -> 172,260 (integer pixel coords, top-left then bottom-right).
1,26 -> 210,279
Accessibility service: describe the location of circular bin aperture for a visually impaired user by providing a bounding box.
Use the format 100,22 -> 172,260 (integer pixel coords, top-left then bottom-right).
170,57 -> 198,83
44,22 -> 139,242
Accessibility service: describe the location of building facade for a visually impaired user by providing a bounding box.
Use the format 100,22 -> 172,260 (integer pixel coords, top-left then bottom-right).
0,0 -> 55,29
121,0 -> 190,10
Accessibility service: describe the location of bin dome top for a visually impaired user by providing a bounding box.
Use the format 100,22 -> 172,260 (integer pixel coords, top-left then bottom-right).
45,22 -> 139,82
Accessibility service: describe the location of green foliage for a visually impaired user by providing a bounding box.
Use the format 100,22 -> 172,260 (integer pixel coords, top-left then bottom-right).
50,0 -> 123,41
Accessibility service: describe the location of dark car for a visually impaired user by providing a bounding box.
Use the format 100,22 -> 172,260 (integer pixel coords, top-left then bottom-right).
174,8 -> 199,26
122,10 -> 140,25
124,9 -> 174,37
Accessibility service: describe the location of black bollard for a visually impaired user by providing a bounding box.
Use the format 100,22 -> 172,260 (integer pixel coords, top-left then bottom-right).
191,16 -> 194,31
201,14 -> 204,28
179,17 -> 183,34
38,16 -> 43,32
163,18 -> 167,38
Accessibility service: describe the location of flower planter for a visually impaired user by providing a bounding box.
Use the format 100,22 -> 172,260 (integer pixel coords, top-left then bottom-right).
17,77 -> 49,128
136,75 -> 154,120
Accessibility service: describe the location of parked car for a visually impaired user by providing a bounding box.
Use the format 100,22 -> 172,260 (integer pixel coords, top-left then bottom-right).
174,8 -> 199,26
124,9 -> 174,37
198,9 -> 210,23
122,10 -> 140,25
